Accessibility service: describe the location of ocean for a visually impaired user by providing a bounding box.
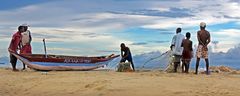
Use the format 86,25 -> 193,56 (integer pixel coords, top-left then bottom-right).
1,51 -> 240,70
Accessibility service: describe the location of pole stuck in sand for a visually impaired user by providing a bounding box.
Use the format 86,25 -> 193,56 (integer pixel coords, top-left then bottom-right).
43,38 -> 48,58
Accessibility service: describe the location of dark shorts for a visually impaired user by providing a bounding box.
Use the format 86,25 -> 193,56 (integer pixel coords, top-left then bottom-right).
182,50 -> 192,60
120,56 -> 133,62
182,59 -> 191,64
173,55 -> 181,63
10,54 -> 17,65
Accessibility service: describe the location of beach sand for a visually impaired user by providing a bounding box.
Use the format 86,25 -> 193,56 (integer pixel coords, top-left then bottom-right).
0,68 -> 240,96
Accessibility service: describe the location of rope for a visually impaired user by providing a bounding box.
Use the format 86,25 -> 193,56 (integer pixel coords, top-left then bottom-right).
140,50 -> 170,70
106,57 -> 120,71
150,51 -> 172,71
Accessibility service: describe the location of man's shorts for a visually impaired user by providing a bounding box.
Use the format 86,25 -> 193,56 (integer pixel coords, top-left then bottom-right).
173,55 -> 182,63
120,56 -> 132,62
196,45 -> 208,59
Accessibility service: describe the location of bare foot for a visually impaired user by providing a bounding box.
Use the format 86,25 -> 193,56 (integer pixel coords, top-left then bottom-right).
12,69 -> 19,72
22,68 -> 26,70
206,71 -> 211,75
194,72 -> 198,75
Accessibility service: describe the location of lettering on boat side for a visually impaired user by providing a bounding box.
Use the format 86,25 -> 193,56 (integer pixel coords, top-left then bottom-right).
64,59 -> 91,63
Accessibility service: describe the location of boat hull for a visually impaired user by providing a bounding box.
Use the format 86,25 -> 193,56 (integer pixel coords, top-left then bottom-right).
12,53 -> 119,71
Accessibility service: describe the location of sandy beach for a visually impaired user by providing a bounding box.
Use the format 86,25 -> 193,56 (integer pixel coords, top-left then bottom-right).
0,68 -> 240,96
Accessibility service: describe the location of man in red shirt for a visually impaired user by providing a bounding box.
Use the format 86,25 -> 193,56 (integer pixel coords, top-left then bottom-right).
8,26 -> 25,71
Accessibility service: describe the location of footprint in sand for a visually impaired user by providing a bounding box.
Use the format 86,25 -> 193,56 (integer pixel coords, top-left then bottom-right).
84,80 -> 109,91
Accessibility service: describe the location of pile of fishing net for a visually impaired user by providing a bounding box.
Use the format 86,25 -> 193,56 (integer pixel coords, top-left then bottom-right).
210,66 -> 235,73
117,62 -> 133,72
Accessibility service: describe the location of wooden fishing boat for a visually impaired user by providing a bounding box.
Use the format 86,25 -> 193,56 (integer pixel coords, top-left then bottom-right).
11,53 -> 119,71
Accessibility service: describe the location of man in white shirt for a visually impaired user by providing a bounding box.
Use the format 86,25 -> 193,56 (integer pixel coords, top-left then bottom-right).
170,28 -> 185,72
20,24 -> 32,70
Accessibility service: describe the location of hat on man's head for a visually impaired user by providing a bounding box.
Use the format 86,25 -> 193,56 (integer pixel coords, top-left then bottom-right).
200,22 -> 206,27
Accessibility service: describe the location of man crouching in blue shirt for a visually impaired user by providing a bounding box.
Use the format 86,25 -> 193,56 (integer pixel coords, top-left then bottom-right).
120,43 -> 135,71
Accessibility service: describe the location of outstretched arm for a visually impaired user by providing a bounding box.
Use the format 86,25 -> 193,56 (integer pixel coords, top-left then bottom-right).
8,36 -> 21,53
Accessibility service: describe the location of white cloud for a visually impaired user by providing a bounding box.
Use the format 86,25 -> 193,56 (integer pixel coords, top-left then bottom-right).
150,7 -> 170,12
213,29 -> 240,37
1,0 -> 240,56
211,29 -> 240,52
222,2 -> 240,18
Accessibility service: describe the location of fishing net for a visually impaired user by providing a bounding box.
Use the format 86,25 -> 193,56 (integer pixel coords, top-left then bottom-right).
116,62 -> 133,72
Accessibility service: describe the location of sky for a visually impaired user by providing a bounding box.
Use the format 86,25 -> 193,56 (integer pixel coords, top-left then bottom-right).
0,0 -> 240,57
